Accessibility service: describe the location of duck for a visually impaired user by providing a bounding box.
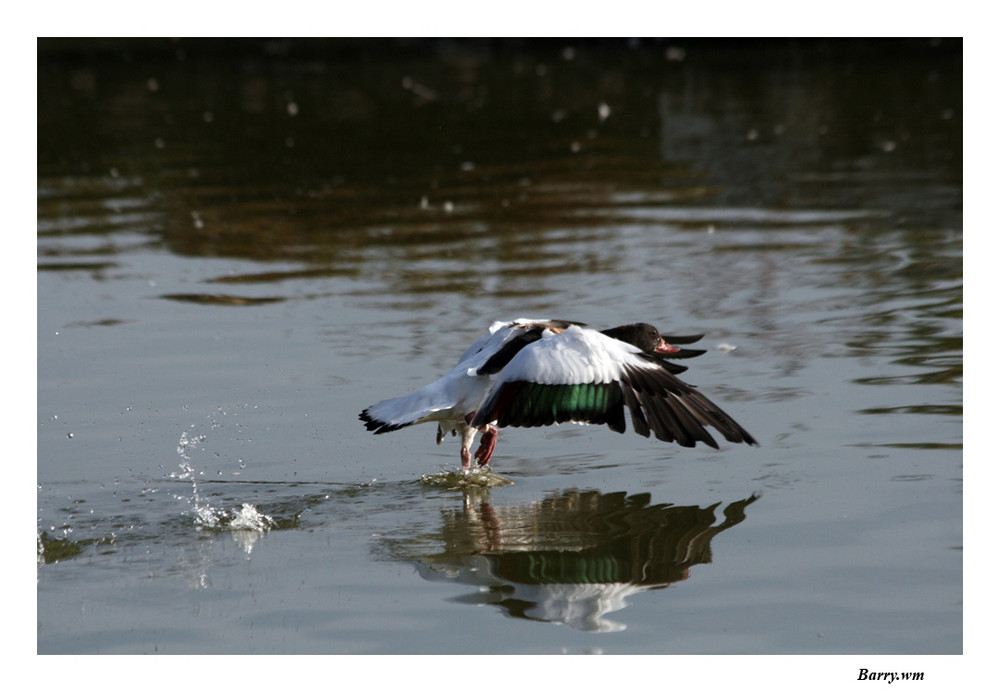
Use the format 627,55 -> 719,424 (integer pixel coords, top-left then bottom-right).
359,318 -> 756,468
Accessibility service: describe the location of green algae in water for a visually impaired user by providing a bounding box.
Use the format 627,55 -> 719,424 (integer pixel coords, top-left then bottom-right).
37,531 -> 116,564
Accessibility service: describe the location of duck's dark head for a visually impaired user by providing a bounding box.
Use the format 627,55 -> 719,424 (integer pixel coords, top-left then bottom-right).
601,323 -> 678,354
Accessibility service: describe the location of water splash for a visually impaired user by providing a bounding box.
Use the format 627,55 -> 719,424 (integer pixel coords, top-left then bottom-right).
191,502 -> 278,556
173,430 -> 212,519
193,502 -> 276,532
420,467 -> 514,489
172,425 -> 280,557
176,430 -> 206,461
229,503 -> 278,531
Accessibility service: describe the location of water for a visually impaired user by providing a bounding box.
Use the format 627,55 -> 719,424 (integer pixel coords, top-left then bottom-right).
37,39 -> 961,664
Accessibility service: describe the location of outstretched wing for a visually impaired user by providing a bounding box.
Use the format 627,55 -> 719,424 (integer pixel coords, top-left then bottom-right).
470,326 -> 756,448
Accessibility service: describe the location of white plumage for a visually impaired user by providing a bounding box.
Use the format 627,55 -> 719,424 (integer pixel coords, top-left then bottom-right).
491,324 -> 656,385
360,318 -> 756,469
359,319 -> 537,429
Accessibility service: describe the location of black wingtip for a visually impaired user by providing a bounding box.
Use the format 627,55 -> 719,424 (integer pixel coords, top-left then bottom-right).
718,421 -> 758,447
359,409 -> 407,435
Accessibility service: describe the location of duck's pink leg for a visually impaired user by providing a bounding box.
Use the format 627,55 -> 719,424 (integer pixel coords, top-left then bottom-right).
459,420 -> 477,469
474,425 -> 498,466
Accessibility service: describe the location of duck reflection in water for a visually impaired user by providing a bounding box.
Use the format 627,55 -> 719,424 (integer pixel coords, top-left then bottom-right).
387,489 -> 758,632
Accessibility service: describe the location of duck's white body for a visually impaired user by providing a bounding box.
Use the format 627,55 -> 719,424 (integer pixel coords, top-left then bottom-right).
360,318 -> 756,468
360,319 -> 543,465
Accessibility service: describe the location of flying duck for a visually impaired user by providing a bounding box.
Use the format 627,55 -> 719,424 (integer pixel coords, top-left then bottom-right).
359,319 -> 756,468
